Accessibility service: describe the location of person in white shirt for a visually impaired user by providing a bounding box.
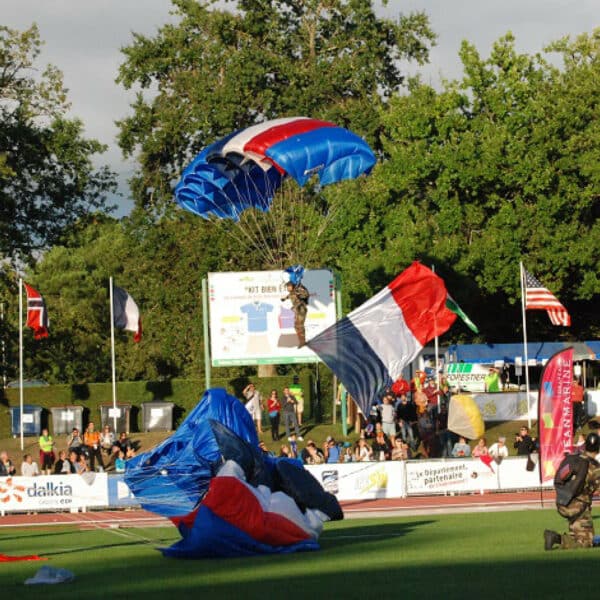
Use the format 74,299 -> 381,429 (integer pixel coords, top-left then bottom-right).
488,436 -> 509,459
21,454 -> 40,477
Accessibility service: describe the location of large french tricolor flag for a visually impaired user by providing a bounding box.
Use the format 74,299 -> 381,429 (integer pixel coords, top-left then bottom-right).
307,262 -> 456,414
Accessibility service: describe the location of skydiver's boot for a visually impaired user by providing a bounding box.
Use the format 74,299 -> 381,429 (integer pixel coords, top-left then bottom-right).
296,327 -> 306,348
544,529 -> 561,551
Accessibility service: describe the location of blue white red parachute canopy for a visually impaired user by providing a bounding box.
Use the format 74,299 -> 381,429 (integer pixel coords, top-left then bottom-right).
174,117 -> 376,221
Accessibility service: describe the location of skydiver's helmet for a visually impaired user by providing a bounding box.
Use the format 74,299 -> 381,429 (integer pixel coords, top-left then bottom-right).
585,433 -> 600,453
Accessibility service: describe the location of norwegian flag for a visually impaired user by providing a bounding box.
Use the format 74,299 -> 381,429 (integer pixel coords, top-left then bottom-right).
24,283 -> 49,339
523,269 -> 571,326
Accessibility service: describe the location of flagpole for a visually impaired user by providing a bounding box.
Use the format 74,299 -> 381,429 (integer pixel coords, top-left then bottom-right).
520,262 -> 532,429
431,265 -> 441,405
109,277 -> 118,435
18,278 -> 24,451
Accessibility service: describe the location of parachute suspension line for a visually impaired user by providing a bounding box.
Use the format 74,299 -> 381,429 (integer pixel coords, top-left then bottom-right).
223,171 -> 280,268
303,191 -> 346,268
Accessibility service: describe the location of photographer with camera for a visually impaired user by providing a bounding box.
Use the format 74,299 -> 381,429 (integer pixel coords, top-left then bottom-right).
513,426 -> 535,456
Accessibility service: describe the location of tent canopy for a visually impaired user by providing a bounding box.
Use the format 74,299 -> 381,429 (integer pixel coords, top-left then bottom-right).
446,342 -> 598,365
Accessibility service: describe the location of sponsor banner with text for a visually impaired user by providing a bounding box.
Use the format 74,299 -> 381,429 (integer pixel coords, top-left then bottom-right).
0,473 -> 108,512
305,462 -> 405,501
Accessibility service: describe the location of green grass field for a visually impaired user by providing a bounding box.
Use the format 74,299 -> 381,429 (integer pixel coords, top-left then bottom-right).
1,510 -> 599,598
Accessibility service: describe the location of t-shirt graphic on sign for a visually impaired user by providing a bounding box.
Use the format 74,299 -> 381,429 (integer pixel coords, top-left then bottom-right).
278,306 -> 295,329
240,303 -> 274,333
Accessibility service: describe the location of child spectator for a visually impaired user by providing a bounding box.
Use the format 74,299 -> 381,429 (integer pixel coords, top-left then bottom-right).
115,450 -> 126,473
451,436 -> 471,458
471,437 -> 489,457
341,444 -> 354,463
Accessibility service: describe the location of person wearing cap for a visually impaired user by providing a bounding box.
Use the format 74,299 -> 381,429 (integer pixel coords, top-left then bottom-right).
484,367 -> 501,393
488,436 -> 509,459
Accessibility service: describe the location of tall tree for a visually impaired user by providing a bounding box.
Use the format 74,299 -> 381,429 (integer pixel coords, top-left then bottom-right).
117,0 -> 435,213
365,31 -> 600,340
0,25 -> 116,263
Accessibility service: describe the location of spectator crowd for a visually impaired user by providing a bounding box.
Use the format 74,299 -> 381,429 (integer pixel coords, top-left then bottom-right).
244,372 -> 542,465
0,421 -> 136,478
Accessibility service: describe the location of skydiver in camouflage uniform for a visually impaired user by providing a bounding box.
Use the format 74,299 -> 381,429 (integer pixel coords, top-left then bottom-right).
545,432 -> 600,550
282,282 -> 310,347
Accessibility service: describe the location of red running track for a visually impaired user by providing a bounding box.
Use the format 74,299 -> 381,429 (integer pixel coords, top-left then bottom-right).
0,490 -> 559,529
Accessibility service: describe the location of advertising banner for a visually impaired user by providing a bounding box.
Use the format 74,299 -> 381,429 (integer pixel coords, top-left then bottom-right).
445,363 -> 491,393
538,347 -> 573,482
208,269 -> 337,366
305,462 -> 406,501
472,391 -> 537,421
405,458 -> 499,494
0,473 -> 108,512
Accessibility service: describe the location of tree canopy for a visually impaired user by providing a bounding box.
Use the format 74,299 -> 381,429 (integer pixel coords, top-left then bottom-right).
3,14 -> 600,385
116,0 -> 436,213
0,24 -> 116,263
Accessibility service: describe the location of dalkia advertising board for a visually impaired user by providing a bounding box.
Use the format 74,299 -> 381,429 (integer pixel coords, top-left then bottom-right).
208,269 -> 337,366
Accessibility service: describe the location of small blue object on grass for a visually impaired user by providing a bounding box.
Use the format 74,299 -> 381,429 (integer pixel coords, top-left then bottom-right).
24,566 -> 75,585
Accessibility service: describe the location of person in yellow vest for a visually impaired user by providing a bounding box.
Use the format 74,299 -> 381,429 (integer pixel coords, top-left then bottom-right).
484,367 -> 501,392
38,428 -> 55,475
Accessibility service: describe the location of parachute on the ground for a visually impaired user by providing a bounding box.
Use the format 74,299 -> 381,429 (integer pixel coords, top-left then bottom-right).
174,117 -> 376,221
125,388 -> 342,558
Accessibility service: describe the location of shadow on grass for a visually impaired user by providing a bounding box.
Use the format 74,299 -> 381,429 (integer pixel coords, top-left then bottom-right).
5,517 -> 600,599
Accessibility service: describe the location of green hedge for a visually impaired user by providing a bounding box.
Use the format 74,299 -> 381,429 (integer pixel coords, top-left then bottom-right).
0,374 -> 314,439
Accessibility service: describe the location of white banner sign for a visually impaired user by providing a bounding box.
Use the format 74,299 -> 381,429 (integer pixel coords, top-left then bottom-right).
405,458 -> 499,494
0,473 -> 109,512
497,457 -> 553,490
208,269 -> 337,366
305,462 -> 405,501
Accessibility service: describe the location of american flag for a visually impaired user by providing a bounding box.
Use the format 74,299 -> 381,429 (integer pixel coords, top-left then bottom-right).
523,269 -> 571,326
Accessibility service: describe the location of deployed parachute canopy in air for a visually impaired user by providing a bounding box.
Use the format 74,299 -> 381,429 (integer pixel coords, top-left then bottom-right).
174,117 -> 376,221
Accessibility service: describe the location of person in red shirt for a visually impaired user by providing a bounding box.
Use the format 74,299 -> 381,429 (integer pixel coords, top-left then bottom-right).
267,390 -> 281,441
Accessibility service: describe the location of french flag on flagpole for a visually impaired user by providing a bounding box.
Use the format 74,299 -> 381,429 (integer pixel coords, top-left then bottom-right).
307,262 -> 456,415
112,286 -> 142,342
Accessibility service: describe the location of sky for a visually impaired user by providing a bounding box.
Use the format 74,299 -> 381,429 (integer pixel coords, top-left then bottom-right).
3,0 -> 598,215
